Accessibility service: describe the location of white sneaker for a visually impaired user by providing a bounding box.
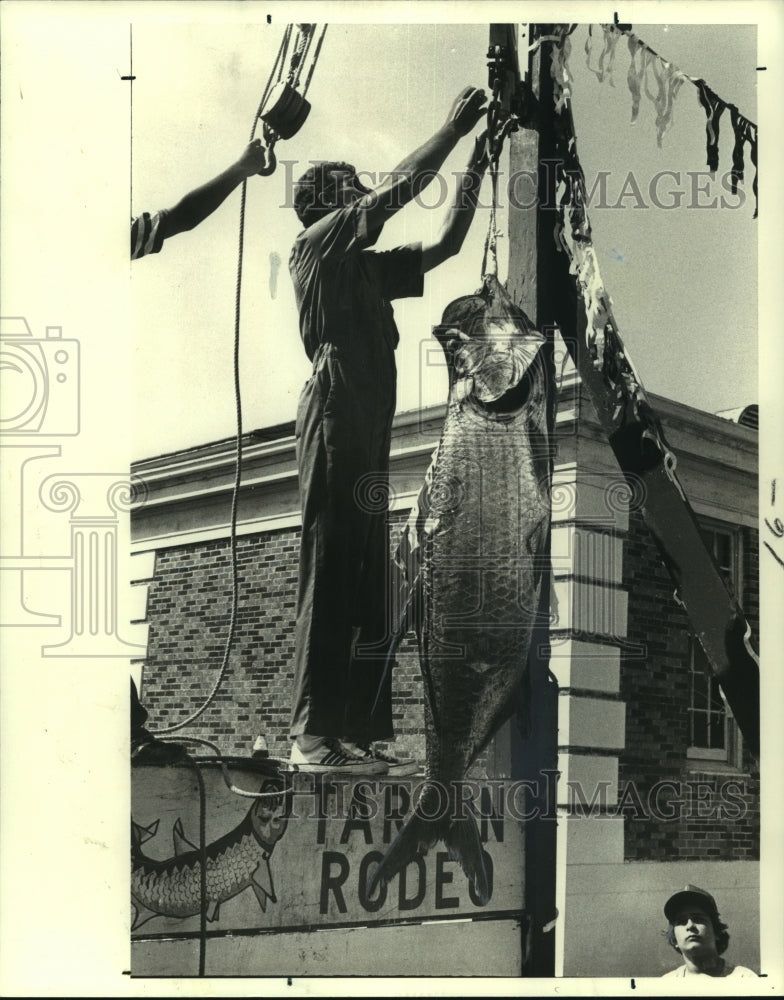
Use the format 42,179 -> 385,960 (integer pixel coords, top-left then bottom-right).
341,741 -> 420,777
290,736 -> 387,775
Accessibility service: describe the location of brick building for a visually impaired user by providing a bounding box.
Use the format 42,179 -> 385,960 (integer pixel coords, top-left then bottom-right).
130,370 -> 759,977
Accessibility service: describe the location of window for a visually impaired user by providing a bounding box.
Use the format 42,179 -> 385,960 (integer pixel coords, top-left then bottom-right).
686,524 -> 743,766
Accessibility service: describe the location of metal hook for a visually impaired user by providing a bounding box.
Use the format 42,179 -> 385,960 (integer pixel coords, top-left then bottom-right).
258,143 -> 277,177
257,123 -> 278,176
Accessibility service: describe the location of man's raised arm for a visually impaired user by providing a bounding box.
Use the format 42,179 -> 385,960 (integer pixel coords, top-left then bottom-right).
358,86 -> 487,231
420,131 -> 491,273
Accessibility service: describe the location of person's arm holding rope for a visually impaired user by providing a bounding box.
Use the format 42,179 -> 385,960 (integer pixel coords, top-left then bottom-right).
129,135 -> 268,762
420,130 -> 490,272
358,86 -> 487,231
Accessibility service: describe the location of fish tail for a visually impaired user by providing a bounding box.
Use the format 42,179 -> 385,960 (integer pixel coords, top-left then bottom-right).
367,792 -> 490,906
366,811 -> 445,900
444,811 -> 491,906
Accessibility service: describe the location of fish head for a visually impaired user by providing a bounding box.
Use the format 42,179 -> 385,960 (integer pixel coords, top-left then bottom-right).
249,778 -> 290,851
433,275 -> 545,408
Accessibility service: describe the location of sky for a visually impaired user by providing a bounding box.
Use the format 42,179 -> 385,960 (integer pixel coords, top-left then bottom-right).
128,17 -> 760,461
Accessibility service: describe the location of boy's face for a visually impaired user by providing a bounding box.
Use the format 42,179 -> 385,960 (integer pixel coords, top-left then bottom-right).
672,907 -> 719,960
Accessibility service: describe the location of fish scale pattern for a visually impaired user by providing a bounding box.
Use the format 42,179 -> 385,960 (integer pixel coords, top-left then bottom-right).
412,276 -> 554,788
132,831 -> 260,919
365,279 -> 556,903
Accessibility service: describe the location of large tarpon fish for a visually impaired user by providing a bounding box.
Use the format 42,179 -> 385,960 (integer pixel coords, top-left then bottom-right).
369,274 -> 554,905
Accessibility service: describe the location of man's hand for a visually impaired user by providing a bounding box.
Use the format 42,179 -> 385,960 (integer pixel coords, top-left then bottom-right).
467,112 -> 518,173
353,85 -> 487,241
467,130 -> 490,174
236,138 -> 269,178
446,87 -> 487,136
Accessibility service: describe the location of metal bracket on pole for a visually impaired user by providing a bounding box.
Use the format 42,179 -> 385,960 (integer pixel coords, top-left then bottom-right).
488,24 -> 527,118
488,25 -> 539,132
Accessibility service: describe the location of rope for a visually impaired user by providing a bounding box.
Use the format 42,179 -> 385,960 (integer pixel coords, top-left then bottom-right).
151,27 -> 303,738
287,24 -> 311,87
481,164 -> 501,278
277,23 -> 293,86
302,24 -> 328,98
168,735 -> 295,799
153,137 -> 260,736
290,24 -> 316,89
260,23 -> 289,104
480,101 -> 517,279
481,77 -> 501,279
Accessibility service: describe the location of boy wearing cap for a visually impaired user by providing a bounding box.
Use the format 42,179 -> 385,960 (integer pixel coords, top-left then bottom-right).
663,884 -> 756,978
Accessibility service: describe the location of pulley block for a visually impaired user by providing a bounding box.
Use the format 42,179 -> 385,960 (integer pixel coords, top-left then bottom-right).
259,81 -> 311,140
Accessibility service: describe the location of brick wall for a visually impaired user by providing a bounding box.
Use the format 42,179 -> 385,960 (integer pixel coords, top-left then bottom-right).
140,514 -> 428,762
141,532 -> 297,757
139,508 -> 523,774
619,510 -> 760,862
139,475 -> 760,847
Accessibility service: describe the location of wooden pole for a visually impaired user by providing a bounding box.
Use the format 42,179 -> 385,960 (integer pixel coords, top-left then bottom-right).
490,23 -> 561,977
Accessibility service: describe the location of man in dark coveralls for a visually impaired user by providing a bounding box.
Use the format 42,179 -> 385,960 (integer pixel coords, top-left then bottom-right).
286,86 -> 491,775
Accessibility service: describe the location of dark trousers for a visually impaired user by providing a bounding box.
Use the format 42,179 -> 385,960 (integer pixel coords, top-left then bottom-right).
289,345 -> 396,743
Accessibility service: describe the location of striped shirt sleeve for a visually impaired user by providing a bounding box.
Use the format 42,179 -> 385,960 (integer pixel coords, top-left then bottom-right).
131,210 -> 168,259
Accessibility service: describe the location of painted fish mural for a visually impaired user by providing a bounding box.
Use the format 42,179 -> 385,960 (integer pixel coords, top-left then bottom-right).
131,777 -> 289,929
369,274 -> 554,904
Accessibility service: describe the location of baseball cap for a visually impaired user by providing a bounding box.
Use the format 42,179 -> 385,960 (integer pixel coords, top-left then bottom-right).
664,884 -> 720,922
